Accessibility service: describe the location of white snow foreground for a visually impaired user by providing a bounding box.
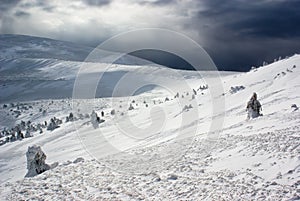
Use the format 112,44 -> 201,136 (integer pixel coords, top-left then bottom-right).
4,125 -> 300,200
0,52 -> 300,200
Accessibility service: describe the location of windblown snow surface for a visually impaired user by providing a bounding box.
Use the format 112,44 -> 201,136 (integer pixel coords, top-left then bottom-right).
0,35 -> 300,200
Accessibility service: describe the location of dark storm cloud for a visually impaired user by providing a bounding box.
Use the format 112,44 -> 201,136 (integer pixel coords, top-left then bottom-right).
14,10 -> 30,17
19,1 -> 56,12
0,0 -> 21,12
199,0 -> 300,39
191,0 -> 300,71
229,8 -> 300,38
81,0 -> 112,7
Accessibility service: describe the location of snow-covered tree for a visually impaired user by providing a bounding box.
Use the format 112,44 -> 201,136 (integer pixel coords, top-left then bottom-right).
47,117 -> 61,131
193,89 -> 197,95
10,133 -> 16,142
91,110 -> 100,129
69,112 -> 74,121
20,121 -> 26,130
128,104 -> 134,110
25,129 -> 32,138
0,139 -> 6,146
66,112 -> 74,122
183,104 -> 193,111
16,130 -> 24,140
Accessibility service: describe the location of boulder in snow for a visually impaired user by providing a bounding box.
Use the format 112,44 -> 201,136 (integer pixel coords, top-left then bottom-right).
110,109 -> 116,115
167,174 -> 178,180
291,104 -> 299,111
73,157 -> 85,164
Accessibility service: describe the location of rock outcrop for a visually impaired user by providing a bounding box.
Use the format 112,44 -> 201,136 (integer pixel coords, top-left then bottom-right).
25,145 -> 50,177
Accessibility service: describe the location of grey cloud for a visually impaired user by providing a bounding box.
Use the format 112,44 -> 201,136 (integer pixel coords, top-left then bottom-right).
0,16 -> 15,33
42,6 -> 56,12
20,1 -> 48,8
81,0 -> 112,7
14,10 -> 30,17
0,0 -> 21,15
137,0 -> 175,6
19,1 -> 56,12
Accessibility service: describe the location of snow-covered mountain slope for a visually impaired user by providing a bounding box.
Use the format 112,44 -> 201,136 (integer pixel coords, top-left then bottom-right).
0,35 -> 161,102
0,35 -> 299,200
0,34 -> 154,65
0,57 -> 215,102
0,34 -> 93,61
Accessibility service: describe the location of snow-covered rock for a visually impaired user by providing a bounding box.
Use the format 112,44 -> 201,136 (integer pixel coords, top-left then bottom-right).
291,104 -> 299,111
73,157 -> 85,164
183,104 -> 193,111
25,145 -> 50,177
229,85 -> 245,94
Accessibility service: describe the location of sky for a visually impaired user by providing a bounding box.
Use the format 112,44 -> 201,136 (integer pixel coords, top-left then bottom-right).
0,0 -> 300,71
